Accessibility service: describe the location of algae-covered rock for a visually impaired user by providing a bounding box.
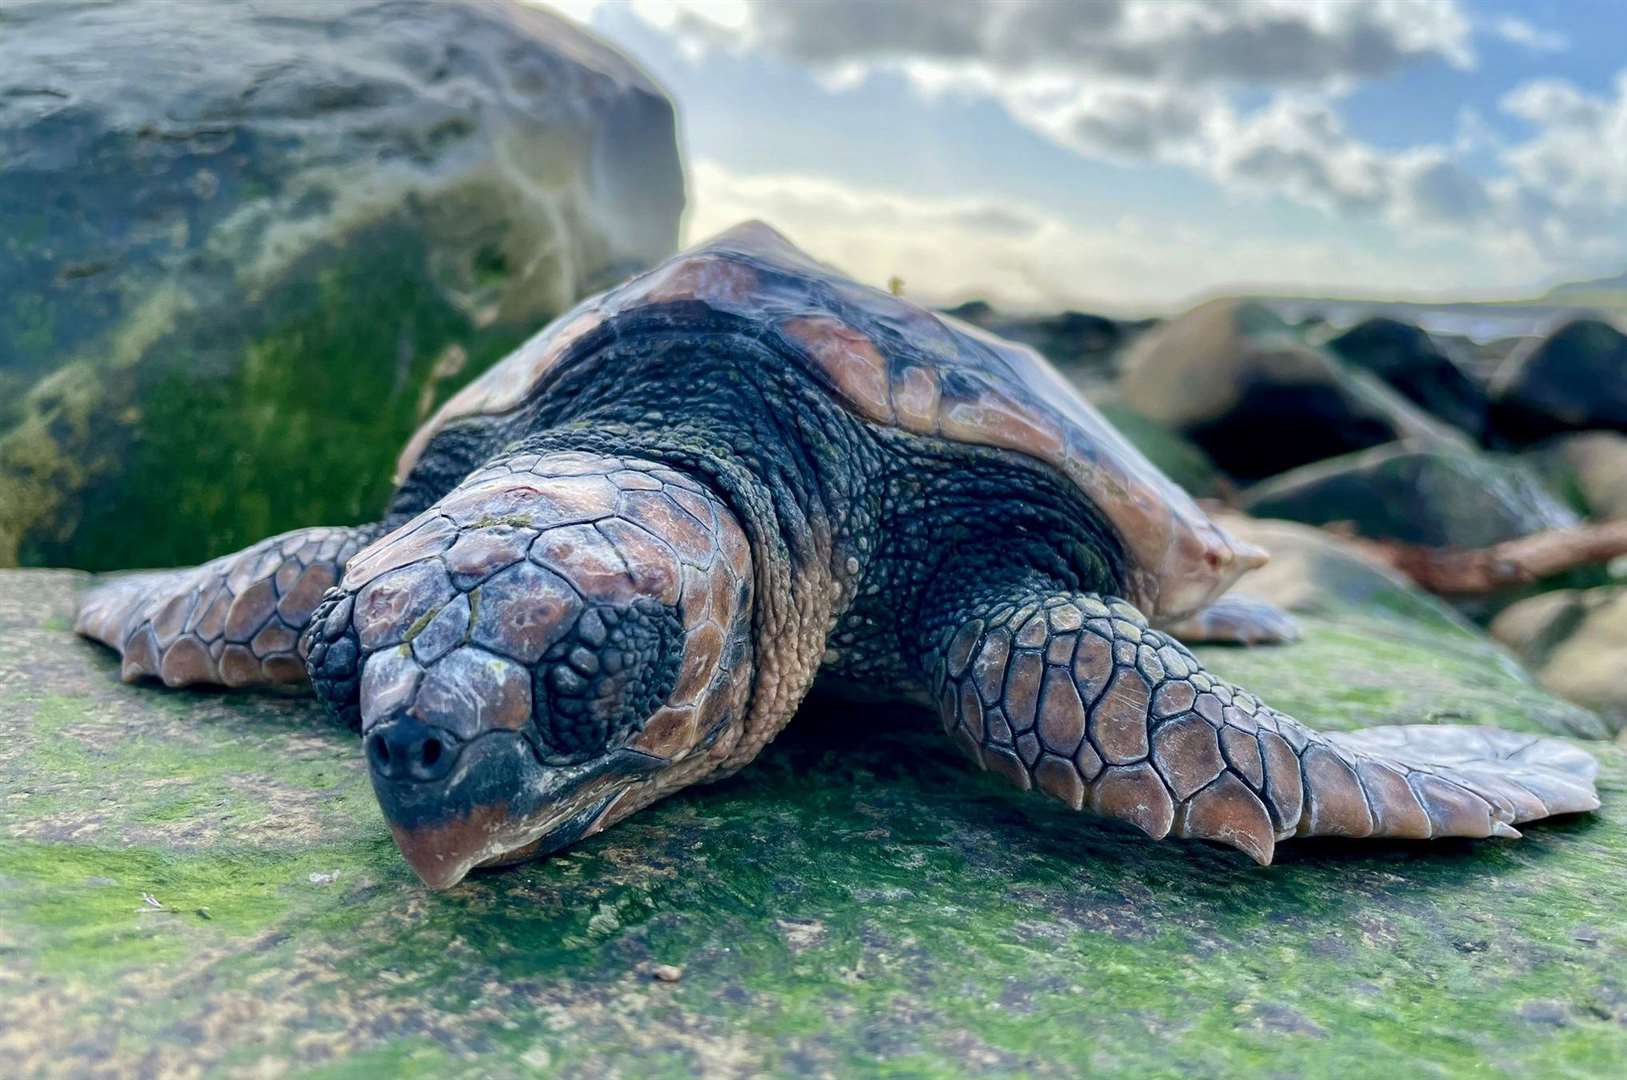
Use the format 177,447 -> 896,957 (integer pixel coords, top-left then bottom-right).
1119,299 -> 1469,480
1243,445 -> 1578,549
1206,517 -> 1607,738
0,0 -> 682,572
4,561 -> 1623,1077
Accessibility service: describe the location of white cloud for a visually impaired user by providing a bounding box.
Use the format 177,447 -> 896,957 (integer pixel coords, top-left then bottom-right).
1487,15 -> 1568,54
712,1 -> 1474,85
1494,72 -> 1627,261
555,0 -> 1618,293
684,158 -> 1519,311
578,1 -> 1483,223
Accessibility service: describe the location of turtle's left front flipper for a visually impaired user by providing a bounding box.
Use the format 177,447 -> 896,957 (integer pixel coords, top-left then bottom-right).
919,576 -> 1599,864
76,524 -> 384,688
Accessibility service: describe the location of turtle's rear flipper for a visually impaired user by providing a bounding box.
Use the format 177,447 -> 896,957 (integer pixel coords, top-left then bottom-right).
918,576 -> 1601,866
75,524 -> 383,688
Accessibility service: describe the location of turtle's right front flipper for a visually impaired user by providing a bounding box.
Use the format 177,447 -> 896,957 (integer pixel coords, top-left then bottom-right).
919,575 -> 1600,864
76,524 -> 385,689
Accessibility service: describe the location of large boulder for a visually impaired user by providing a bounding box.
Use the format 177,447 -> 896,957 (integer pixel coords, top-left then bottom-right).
1119,299 -> 1468,480
1242,445 -> 1579,548
1491,318 -> 1627,442
1326,317 -> 1489,439
1492,587 -> 1627,729
1525,431 -> 1627,521
4,549 -> 1618,1075
0,0 -> 683,571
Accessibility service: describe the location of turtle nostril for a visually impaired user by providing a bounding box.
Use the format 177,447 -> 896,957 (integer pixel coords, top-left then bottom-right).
367,720 -> 458,783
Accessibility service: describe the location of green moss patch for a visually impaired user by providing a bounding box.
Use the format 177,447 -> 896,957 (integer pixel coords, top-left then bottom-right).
3,569 -> 1623,1077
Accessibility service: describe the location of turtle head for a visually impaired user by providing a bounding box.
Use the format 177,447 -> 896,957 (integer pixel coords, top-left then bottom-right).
303,453 -> 754,889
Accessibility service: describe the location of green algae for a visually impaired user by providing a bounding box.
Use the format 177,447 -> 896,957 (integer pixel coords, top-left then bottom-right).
3,568 -> 1625,1077
4,217 -> 531,572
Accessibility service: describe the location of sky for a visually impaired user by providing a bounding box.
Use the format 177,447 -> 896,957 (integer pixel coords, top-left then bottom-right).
545,1 -> 1627,314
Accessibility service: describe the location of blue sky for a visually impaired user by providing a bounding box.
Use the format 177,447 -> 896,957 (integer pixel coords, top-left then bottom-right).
549,1 -> 1627,313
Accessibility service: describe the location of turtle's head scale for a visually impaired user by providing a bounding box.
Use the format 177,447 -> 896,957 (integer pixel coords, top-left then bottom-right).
302,451 -> 754,889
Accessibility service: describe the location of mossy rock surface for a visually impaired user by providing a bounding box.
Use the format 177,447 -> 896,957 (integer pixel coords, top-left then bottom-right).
3,565 -> 1624,1078
0,0 -> 682,572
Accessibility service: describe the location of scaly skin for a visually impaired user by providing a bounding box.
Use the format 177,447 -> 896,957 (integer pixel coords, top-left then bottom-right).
74,524 -> 386,688
72,225 -> 1604,887
919,573 -> 1599,864
302,449 -> 758,888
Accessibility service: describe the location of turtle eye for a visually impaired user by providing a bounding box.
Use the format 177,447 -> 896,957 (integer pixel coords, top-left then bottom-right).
533,599 -> 684,763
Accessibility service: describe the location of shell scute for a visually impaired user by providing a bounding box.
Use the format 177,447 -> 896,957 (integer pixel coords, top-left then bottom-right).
397,221 -> 1262,617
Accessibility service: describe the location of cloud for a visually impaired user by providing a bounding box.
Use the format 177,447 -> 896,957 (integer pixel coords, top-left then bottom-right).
727,1 -> 1473,86
588,1 -> 1483,219
558,0 -> 1614,289
1494,73 -> 1627,260
684,158 -> 1517,310
1487,15 -> 1567,54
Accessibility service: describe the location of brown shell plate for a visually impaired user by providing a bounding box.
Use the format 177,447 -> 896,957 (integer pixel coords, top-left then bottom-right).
397,222 -> 1264,618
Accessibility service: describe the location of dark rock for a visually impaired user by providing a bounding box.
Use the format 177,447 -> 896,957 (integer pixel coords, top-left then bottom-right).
1120,299 -> 1469,480
942,300 -> 1150,382
942,299 -> 996,324
0,0 -> 683,571
1242,445 -> 1578,549
1327,317 -> 1488,439
1524,432 -> 1627,521
1491,319 -> 1627,442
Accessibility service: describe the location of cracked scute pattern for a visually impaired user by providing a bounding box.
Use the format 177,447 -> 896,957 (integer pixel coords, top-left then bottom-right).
315,453 -> 750,768
74,525 -> 383,694
929,588 -> 1601,865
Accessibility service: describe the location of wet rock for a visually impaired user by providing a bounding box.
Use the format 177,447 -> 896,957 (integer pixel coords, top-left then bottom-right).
0,0 -> 683,571
1492,587 -> 1627,728
1524,431 -> 1627,521
3,563 -> 1619,1074
1326,317 -> 1488,439
1119,299 -> 1469,480
1242,445 -> 1578,548
1491,319 -> 1627,442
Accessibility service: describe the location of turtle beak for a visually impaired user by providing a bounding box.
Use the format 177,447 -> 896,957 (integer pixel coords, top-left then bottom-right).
388,805 -> 520,890
365,723 -> 662,889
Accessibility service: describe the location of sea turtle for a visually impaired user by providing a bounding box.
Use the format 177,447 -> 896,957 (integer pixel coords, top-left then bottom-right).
76,222 -> 1601,889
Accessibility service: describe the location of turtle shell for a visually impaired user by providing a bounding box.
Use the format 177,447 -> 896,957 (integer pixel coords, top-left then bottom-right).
397,222 -> 1265,618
